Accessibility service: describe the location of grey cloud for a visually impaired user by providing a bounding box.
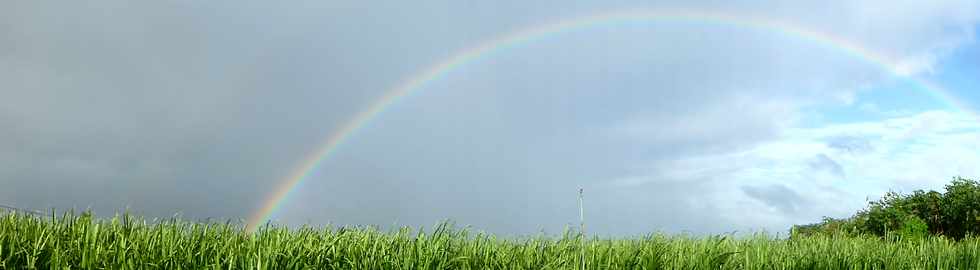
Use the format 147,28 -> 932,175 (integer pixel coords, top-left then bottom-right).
1,0 -> 977,235
808,154 -> 846,179
827,136 -> 874,154
741,184 -> 806,214
0,1 -> 376,219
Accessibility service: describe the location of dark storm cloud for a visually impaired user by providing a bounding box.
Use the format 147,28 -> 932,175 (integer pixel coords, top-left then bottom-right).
0,1 -> 384,219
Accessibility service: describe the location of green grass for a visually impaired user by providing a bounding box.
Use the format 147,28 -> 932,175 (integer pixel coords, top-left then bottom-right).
2,211 -> 980,269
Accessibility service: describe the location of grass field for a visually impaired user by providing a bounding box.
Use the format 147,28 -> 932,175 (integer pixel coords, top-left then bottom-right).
2,211 -> 980,269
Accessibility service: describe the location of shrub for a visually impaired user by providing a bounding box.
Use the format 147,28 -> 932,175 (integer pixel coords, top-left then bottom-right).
893,214 -> 929,240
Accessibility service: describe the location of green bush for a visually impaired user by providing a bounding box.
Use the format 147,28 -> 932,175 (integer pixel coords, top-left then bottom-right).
793,177 -> 980,240
894,214 -> 929,240
791,217 -> 860,238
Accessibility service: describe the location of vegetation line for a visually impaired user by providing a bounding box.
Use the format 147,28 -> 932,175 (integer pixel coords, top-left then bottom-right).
3,177 -> 980,269
2,211 -> 979,269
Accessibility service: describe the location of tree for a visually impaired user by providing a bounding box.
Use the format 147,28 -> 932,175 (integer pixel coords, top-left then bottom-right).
939,177 -> 980,239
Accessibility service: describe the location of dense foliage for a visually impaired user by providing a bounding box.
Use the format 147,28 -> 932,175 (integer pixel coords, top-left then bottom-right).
792,177 -> 980,239
2,212 -> 980,269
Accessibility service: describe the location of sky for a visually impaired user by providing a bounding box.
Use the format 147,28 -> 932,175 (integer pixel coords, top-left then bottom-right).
2,0 -> 979,236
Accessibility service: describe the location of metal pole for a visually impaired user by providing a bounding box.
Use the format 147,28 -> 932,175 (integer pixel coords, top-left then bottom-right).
579,187 -> 585,270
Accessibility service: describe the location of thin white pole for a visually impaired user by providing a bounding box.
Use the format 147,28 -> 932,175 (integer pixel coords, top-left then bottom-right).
579,187 -> 586,270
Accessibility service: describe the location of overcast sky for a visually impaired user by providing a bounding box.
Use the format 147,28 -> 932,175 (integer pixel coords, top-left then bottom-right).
2,0 -> 979,235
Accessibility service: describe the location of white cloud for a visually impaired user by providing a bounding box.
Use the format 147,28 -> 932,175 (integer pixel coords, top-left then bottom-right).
610,110 -> 980,232
771,0 -> 980,75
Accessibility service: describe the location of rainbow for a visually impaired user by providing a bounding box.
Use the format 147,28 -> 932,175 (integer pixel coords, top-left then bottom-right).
246,9 -> 967,231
